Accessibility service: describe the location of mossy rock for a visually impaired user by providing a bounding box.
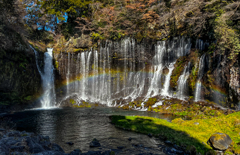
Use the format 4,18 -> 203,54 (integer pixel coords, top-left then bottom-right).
170,56 -> 188,89
208,133 -> 232,150
145,98 -> 157,108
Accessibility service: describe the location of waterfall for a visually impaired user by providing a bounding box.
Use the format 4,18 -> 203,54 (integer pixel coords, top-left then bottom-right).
30,46 -> 56,108
145,41 -> 165,98
162,62 -> 175,96
30,46 -> 43,77
196,39 -> 209,51
194,54 -> 206,102
80,52 -> 86,99
59,37 -> 192,106
75,53 -> 80,93
176,62 -> 191,100
66,52 -> 70,95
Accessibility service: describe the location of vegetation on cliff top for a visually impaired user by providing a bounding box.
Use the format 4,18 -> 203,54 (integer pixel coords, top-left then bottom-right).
6,0 -> 237,61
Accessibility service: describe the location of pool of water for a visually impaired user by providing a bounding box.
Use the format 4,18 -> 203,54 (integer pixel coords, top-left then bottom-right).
5,107 -> 174,154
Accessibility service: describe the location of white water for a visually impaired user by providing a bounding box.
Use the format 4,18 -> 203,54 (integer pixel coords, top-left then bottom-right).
145,41 -> 165,98
194,54 -> 206,102
196,39 -> 209,51
60,37 -> 192,106
162,62 -> 175,97
30,46 -> 56,108
176,62 -> 190,100
152,101 -> 163,108
66,52 -> 70,96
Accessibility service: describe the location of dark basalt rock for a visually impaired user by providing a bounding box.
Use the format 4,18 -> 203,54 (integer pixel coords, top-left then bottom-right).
128,137 -> 132,141
81,151 -> 101,155
52,143 -> 65,152
208,133 -> 232,150
66,142 -> 74,145
117,146 -> 124,149
0,130 -> 68,155
148,133 -> 153,138
89,138 -> 101,147
69,149 -> 82,155
10,152 -> 28,155
10,146 -> 25,152
164,141 -> 173,145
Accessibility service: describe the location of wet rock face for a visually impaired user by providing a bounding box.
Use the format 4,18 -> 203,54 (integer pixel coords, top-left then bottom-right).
208,133 -> 232,150
0,27 -> 42,106
230,67 -> 240,99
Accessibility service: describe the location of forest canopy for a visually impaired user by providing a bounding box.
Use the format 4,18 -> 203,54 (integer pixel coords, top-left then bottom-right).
0,0 -> 239,59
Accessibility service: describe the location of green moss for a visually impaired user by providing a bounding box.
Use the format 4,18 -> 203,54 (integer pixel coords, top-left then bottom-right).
171,57 -> 187,88
145,98 -> 157,107
189,61 -> 199,94
21,133 -> 28,137
55,61 -> 59,69
70,99 -> 76,104
73,101 -> 92,108
135,31 -> 144,42
24,96 -> 32,101
147,100 -> 226,119
111,112 -> 240,154
91,32 -> 105,41
73,49 -> 82,52
110,31 -> 125,40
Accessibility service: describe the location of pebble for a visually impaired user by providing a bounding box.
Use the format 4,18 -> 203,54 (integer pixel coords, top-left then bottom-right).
194,122 -> 199,125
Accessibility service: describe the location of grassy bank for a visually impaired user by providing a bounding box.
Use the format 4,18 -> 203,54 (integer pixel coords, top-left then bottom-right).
111,112 -> 240,154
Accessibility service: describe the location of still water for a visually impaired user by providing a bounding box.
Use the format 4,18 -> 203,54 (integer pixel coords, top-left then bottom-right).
6,107 -> 174,154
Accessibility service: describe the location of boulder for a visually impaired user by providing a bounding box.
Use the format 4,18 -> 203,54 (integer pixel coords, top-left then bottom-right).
80,151 -> 101,155
89,138 -> 101,147
10,146 -> 25,152
208,133 -> 232,150
69,149 -> 82,155
51,143 -> 64,153
25,137 -> 45,153
10,152 -> 28,155
148,133 -> 152,138
32,151 -> 66,155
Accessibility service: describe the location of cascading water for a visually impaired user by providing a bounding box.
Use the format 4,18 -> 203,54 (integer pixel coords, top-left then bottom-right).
194,54 -> 206,102
176,62 -> 191,100
196,39 -> 209,51
66,52 -> 70,96
162,62 -> 175,97
59,37 -> 192,106
30,46 -> 56,108
145,41 -> 165,98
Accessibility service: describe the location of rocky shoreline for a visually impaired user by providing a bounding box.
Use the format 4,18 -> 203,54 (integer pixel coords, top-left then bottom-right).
0,128 -> 193,155
0,129 -> 120,155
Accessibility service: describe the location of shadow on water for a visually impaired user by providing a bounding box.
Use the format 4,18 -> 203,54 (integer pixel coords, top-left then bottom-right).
111,115 -> 210,154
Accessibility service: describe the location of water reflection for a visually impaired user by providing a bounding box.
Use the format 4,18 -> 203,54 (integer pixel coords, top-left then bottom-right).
9,107 -> 173,154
